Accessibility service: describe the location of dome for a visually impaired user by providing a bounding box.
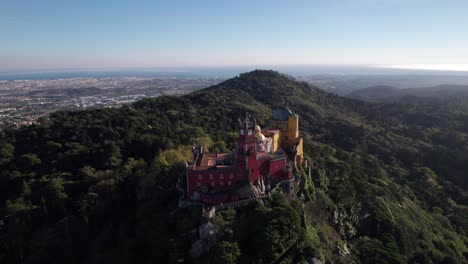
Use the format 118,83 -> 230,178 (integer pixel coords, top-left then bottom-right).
272,107 -> 293,121
254,125 -> 265,141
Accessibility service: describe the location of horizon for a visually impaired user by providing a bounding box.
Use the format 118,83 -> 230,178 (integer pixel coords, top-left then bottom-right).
2,0 -> 468,72
2,64 -> 468,81
3,63 -> 468,73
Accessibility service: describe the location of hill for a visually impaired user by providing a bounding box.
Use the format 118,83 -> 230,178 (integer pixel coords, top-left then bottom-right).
348,84 -> 468,102
347,85 -> 400,101
0,70 -> 467,263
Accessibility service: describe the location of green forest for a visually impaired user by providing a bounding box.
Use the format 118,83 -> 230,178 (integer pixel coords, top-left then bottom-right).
0,70 -> 467,263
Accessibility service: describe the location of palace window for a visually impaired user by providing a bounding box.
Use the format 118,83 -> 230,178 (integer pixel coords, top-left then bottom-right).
209,174 -> 213,179
220,173 -> 224,179
229,173 -> 234,179
211,181 -> 215,187
197,182 -> 201,187
220,182 -> 224,186
228,181 -> 231,185
198,174 -> 203,180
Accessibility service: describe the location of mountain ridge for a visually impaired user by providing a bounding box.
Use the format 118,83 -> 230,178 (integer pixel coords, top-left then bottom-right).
348,84 -> 468,102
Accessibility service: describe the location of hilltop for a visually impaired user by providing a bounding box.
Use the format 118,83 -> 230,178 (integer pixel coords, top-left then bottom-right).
0,70 -> 467,263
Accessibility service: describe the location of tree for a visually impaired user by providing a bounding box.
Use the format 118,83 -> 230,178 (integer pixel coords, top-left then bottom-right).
211,140 -> 228,152
102,140 -> 122,168
215,241 -> 241,264
45,140 -> 62,154
21,180 -> 31,199
46,179 -> 68,201
79,165 -> 97,179
194,136 -> 213,151
0,142 -> 14,166
4,198 -> 27,215
18,153 -> 42,169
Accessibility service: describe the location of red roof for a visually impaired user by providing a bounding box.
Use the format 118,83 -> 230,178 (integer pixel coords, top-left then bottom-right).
192,152 -> 235,171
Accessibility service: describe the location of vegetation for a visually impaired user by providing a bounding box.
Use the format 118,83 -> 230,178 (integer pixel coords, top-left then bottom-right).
348,84 -> 468,102
0,70 -> 467,263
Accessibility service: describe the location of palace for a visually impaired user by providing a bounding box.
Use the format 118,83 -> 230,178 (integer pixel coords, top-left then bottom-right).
185,107 -> 304,205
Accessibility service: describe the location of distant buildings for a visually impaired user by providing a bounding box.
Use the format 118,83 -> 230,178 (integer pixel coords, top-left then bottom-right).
0,77 -> 223,126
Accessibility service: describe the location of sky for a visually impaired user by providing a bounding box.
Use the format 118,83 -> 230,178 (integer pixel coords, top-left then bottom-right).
1,0 -> 468,71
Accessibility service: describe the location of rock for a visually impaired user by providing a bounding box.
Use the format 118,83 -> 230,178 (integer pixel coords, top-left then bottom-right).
237,185 -> 255,199
190,240 -> 204,259
333,210 -> 339,224
199,221 -> 216,241
337,243 -> 351,257
307,257 -> 324,264
360,213 -> 371,220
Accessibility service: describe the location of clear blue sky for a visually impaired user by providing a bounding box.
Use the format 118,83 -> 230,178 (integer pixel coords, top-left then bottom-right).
1,0 -> 467,71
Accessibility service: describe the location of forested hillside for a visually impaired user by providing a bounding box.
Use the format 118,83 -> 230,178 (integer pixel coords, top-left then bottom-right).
0,70 -> 467,263
348,84 -> 468,102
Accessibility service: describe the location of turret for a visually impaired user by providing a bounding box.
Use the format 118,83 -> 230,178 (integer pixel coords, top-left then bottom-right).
237,116 -> 256,141
237,116 -> 257,156
192,146 -> 203,163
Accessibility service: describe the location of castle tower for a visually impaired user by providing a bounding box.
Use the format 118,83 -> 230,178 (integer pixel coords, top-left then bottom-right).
236,116 -> 257,154
270,107 -> 304,166
236,116 -> 260,185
